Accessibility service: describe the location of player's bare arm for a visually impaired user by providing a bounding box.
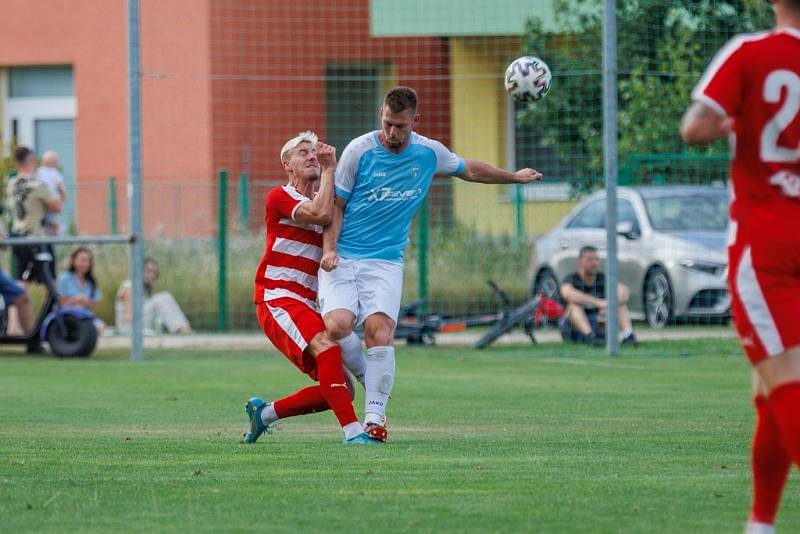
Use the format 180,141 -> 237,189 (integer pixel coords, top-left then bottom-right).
457,159 -> 543,184
321,196 -> 346,272
680,102 -> 733,146
293,143 -> 336,226
560,283 -> 606,309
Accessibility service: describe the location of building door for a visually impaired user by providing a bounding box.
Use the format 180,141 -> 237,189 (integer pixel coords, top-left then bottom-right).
35,119 -> 75,233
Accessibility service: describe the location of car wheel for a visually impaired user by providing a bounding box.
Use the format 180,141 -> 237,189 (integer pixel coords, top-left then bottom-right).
644,267 -> 672,329
532,268 -> 560,302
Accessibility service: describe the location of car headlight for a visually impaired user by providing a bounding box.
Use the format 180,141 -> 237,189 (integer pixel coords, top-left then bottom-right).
678,259 -> 726,276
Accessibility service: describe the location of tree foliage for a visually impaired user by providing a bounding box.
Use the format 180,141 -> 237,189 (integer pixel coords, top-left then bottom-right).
520,0 -> 772,194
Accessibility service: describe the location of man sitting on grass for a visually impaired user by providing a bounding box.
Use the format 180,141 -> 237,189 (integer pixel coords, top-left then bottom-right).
559,245 -> 638,347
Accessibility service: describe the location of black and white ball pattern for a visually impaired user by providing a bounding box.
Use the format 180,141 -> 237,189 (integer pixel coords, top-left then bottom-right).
504,56 -> 552,103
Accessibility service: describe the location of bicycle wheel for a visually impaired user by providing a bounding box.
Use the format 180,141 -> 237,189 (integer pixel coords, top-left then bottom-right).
473,296 -> 540,350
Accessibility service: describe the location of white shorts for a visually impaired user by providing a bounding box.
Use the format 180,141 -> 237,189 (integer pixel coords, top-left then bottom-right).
318,258 -> 404,326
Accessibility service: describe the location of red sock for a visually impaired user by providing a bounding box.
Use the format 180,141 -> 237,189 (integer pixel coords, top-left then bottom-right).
315,346 -> 358,428
750,395 -> 791,524
273,386 -> 329,419
769,381 -> 800,466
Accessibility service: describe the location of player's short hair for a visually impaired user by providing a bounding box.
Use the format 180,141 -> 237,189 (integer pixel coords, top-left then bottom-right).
13,146 -> 34,165
579,245 -> 598,259
383,86 -> 418,115
280,131 -> 318,162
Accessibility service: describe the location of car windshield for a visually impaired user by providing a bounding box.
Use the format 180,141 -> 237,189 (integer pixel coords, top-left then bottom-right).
644,193 -> 728,232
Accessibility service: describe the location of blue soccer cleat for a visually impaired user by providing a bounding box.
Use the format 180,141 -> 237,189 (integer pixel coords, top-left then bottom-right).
242,397 -> 275,444
343,432 -> 384,445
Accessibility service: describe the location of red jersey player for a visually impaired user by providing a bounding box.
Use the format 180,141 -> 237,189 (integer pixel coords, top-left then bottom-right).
682,1 -> 800,532
244,131 -> 379,445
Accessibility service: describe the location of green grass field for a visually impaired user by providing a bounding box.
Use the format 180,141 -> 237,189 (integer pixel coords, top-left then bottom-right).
1,340 -> 798,533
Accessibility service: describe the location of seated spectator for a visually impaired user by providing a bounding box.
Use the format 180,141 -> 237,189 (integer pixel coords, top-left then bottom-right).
0,270 -> 35,338
115,258 -> 193,335
7,146 -> 62,285
559,245 -> 638,347
57,247 -> 105,334
36,150 -> 67,236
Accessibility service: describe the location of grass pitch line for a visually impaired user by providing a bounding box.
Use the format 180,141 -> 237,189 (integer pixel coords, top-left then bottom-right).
539,357 -> 646,370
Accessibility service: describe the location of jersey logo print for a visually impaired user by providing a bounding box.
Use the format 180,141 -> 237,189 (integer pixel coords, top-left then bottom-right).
368,187 -> 423,202
769,171 -> 800,198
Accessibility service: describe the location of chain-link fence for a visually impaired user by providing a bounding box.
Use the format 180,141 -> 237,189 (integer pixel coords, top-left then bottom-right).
0,0 -> 775,350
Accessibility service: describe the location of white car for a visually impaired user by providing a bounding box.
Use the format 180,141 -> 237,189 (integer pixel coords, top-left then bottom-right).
528,186 -> 732,328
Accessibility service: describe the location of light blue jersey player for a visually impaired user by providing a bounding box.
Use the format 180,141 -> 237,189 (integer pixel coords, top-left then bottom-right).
319,87 -> 542,442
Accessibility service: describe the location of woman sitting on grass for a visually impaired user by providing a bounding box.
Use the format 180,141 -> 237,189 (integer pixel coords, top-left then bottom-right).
57,247 -> 105,334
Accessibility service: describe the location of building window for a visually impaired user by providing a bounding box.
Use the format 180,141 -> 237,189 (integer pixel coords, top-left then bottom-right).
8,66 -> 73,98
324,64 -> 385,154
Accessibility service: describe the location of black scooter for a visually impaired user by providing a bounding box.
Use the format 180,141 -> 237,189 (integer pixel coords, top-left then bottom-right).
0,250 -> 98,357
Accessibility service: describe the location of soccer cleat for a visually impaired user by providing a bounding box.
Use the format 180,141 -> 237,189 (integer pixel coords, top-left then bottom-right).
343,432 -> 384,445
363,421 -> 388,443
242,397 -> 274,444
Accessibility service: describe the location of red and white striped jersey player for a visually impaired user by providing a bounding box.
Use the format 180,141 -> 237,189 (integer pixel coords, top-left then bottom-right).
682,1 -> 800,532
243,131 -> 378,446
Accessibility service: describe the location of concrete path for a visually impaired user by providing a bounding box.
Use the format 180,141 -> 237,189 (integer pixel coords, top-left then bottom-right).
98,325 -> 736,351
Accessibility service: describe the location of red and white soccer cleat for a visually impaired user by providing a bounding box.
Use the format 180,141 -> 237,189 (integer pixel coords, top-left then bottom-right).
363,421 -> 388,443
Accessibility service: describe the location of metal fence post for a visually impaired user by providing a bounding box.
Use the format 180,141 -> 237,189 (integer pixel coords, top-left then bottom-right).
108,176 -> 118,235
238,172 -> 248,236
506,95 -> 524,241
514,185 -> 524,241
417,197 -> 429,314
603,0 -> 620,355
127,0 -> 144,362
217,169 -> 229,332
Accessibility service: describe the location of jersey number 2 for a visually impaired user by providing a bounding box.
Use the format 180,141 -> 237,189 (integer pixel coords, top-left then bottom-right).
761,70 -> 800,163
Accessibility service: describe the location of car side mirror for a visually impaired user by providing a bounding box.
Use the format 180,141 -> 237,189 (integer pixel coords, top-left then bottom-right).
616,221 -> 639,240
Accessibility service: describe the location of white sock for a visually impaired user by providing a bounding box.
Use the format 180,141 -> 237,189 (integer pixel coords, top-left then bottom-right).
619,327 -> 633,340
342,422 -> 362,440
260,403 -> 279,426
745,521 -> 775,534
364,346 -> 394,425
339,332 -> 366,388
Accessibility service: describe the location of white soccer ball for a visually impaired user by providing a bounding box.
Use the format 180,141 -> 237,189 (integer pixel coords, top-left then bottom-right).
504,56 -> 552,103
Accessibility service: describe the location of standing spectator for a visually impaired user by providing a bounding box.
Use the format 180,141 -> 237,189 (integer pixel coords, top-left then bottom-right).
115,258 -> 193,335
7,146 -> 63,285
57,247 -> 105,334
36,150 -> 67,236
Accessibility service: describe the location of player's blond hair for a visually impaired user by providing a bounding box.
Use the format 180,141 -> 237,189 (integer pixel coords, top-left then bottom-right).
280,131 -> 318,162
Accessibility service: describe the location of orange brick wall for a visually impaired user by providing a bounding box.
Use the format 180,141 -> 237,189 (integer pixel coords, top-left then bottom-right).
0,0 -> 453,236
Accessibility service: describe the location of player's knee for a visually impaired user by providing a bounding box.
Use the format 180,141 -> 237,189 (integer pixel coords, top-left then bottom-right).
367,332 -> 393,347
324,316 -> 353,340
364,315 -> 394,346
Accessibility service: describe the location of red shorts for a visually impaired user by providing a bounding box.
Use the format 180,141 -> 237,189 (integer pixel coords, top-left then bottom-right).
256,298 -> 325,380
728,233 -> 800,365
